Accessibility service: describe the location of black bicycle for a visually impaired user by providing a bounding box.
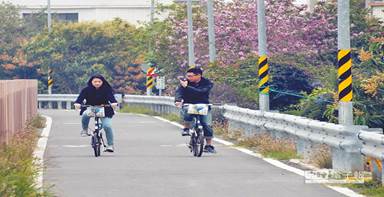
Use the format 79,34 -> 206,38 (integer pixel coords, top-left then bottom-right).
82,105 -> 109,157
183,104 -> 211,157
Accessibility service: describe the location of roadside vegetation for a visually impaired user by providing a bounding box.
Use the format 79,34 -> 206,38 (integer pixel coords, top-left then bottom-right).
0,115 -> 52,196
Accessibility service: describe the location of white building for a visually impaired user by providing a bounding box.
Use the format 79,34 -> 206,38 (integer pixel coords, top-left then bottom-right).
305,0 -> 384,21
8,0 -> 173,25
8,0 -> 384,24
367,0 -> 384,21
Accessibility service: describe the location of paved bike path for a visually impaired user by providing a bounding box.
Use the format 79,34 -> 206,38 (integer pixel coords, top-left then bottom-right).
41,110 -> 346,197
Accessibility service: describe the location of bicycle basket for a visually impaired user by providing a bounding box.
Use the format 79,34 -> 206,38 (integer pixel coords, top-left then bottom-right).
85,107 -> 105,117
187,104 -> 209,115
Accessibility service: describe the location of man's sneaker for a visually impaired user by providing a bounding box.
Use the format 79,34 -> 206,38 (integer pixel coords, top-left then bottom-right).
80,129 -> 90,137
204,145 -> 216,153
181,128 -> 190,136
105,145 -> 114,152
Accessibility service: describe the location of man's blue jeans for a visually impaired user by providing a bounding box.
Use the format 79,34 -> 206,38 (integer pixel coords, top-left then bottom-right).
82,113 -> 114,146
181,107 -> 213,139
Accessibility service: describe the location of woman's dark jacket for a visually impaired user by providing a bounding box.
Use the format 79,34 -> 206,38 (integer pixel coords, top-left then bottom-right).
75,86 -> 117,118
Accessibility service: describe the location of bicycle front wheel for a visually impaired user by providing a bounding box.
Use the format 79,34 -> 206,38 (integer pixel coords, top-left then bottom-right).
91,135 -> 101,157
193,131 -> 204,157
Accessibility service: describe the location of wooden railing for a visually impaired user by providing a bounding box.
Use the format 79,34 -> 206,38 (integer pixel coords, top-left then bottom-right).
0,80 -> 38,144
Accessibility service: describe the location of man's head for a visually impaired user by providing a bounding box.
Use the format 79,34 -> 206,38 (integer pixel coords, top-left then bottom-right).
186,67 -> 203,83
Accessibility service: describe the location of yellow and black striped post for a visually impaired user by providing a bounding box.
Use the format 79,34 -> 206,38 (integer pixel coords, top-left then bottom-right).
258,55 -> 269,95
48,68 -> 53,94
146,67 -> 155,95
338,49 -> 352,102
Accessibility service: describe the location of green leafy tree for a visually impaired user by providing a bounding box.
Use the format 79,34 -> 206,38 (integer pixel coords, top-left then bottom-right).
25,19 -> 145,93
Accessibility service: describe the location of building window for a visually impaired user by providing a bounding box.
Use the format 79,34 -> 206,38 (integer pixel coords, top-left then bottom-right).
22,13 -> 79,23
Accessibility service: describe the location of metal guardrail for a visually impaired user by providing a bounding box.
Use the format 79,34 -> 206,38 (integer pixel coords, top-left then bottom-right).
223,104 -> 364,150
38,94 -> 384,183
37,94 -> 123,109
359,130 -> 384,160
123,95 -> 178,115
38,94 -> 78,109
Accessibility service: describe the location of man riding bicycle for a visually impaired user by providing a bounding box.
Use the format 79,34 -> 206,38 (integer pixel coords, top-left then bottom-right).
175,67 -> 216,153
74,74 -> 118,152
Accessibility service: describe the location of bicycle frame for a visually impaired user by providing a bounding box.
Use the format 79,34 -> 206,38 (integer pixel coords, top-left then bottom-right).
182,103 -> 211,157
81,105 -> 108,157
93,116 -> 106,148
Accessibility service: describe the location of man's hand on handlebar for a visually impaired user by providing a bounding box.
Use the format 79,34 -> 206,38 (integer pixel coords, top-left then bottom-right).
111,103 -> 118,110
175,101 -> 183,108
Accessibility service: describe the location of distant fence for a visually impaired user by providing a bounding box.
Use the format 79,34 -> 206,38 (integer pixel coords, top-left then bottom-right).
0,80 -> 38,144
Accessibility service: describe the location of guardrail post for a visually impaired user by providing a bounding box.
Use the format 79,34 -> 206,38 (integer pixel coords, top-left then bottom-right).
296,138 -> 312,161
66,101 -> 71,110
38,101 -> 42,109
332,146 -> 363,171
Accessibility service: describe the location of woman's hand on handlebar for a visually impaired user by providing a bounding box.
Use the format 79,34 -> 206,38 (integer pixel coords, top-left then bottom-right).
74,103 -> 81,110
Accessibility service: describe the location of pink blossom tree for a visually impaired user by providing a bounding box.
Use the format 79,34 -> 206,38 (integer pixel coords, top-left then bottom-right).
164,0 -> 337,67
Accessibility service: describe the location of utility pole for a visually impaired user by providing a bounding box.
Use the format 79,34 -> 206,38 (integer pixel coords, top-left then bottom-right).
207,0 -> 216,63
337,0 -> 353,126
47,0 -> 52,97
257,0 -> 269,112
151,0 -> 155,22
47,0 -> 52,33
333,0 -> 363,171
187,0 -> 195,67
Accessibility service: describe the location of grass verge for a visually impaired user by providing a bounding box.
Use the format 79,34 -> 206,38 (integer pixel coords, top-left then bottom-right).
307,144 -> 332,169
0,114 -> 52,196
120,105 -> 181,123
120,105 -> 160,116
213,122 -> 300,160
343,181 -> 384,197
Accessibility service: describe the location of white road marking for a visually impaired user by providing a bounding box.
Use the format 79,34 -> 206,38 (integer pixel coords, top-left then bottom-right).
33,115 -> 52,191
62,145 -> 90,148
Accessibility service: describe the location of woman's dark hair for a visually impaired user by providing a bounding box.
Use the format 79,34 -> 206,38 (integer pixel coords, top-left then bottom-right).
87,74 -> 114,93
186,67 -> 203,75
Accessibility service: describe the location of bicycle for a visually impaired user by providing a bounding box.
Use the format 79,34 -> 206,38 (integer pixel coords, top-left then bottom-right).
82,104 -> 109,157
183,104 -> 212,157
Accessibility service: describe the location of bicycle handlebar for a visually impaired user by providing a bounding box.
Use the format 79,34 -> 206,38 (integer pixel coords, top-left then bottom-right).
182,103 -> 213,106
81,104 -> 112,107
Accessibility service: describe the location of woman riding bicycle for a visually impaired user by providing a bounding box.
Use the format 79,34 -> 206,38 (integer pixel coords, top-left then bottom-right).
74,74 -> 118,152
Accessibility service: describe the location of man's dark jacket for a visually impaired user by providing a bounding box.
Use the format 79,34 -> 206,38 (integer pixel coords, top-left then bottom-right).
175,77 -> 213,104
